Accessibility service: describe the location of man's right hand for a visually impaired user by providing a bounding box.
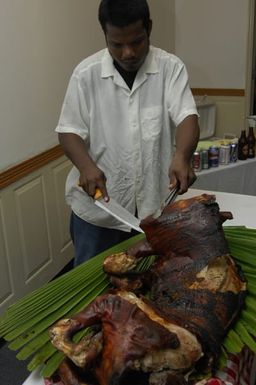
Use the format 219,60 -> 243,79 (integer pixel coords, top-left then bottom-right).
79,164 -> 109,201
58,133 -> 109,201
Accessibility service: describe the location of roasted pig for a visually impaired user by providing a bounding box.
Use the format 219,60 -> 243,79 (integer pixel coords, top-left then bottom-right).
49,194 -> 246,385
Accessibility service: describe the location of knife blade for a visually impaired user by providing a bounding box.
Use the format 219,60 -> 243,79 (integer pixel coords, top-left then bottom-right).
94,189 -> 144,233
163,186 -> 179,207
152,186 -> 180,218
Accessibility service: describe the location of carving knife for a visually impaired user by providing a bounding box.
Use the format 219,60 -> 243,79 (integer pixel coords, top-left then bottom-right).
94,188 -> 144,233
93,187 -> 179,232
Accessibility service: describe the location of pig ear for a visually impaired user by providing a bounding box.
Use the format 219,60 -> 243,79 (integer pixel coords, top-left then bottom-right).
49,313 -> 103,368
219,211 -> 233,224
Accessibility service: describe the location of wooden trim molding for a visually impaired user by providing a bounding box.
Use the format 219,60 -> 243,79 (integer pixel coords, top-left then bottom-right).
192,88 -> 245,97
0,145 -> 64,190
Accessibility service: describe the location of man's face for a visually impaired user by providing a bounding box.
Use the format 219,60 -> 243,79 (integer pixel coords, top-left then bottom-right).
105,19 -> 152,72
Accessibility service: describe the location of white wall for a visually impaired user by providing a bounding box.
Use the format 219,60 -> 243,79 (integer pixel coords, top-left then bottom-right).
149,0 -> 174,53
174,0 -> 250,89
0,0 -> 104,172
0,0 -> 173,173
0,0 -> 250,172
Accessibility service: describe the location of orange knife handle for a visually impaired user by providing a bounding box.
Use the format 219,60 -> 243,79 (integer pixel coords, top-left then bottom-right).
94,188 -> 103,200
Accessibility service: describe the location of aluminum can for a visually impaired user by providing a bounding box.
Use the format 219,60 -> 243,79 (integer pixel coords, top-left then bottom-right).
230,143 -> 238,163
219,144 -> 230,165
201,149 -> 209,169
192,151 -> 201,171
208,146 -> 219,167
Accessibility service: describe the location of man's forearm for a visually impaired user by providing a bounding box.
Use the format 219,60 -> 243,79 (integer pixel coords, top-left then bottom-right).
58,133 -> 108,197
58,133 -> 95,173
169,114 -> 200,193
174,115 -> 200,161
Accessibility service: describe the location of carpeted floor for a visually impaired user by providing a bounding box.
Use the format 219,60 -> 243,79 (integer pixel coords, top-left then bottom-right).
0,339 -> 30,385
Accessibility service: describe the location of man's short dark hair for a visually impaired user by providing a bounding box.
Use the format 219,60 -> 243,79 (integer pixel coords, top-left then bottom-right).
98,0 -> 151,33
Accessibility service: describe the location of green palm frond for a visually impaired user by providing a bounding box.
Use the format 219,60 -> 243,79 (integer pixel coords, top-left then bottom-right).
0,228 -> 255,378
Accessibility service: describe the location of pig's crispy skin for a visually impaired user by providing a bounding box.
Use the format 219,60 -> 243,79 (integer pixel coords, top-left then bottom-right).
50,194 -> 246,385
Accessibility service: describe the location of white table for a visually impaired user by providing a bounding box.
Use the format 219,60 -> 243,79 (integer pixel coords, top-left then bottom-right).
193,157 -> 256,196
22,189 -> 256,385
181,188 -> 256,229
22,368 -> 44,385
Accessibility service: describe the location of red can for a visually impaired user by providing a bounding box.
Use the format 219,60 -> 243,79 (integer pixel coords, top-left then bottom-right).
192,151 -> 201,171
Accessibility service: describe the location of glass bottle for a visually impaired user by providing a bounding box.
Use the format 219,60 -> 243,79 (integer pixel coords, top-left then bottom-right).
247,126 -> 255,158
238,130 -> 248,160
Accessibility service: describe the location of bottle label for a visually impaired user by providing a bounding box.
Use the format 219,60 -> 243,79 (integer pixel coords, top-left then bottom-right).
238,144 -> 248,160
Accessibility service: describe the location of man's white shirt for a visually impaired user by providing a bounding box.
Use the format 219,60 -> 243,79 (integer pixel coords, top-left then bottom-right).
56,46 -> 198,231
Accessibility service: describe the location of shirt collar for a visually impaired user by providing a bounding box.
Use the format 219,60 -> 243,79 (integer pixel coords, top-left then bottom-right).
101,46 -> 159,79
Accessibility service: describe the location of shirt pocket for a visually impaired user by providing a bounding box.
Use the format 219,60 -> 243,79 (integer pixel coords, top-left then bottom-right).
140,106 -> 163,142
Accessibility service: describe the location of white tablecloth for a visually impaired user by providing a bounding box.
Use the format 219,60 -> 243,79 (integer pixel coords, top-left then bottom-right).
181,188 -> 256,229
23,368 -> 44,385
193,158 -> 256,196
